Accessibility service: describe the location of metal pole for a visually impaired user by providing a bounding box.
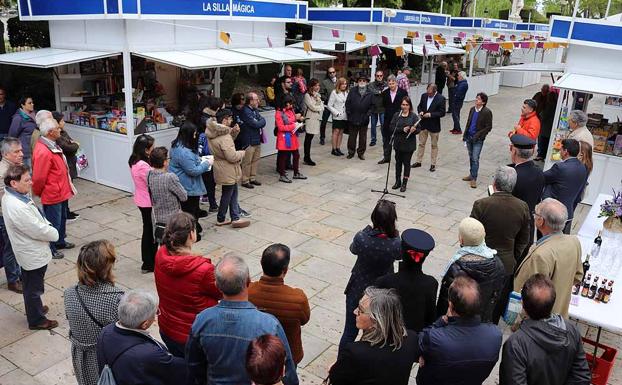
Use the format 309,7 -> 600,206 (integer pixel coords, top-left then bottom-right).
528,11 -> 531,23
566,0 -> 581,46
371,55 -> 377,80
370,0 -> 374,23
473,0 -> 478,17
605,0 -> 612,17
440,0 -> 444,13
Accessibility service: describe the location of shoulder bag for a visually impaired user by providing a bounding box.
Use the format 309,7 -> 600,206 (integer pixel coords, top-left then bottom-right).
74,285 -> 104,328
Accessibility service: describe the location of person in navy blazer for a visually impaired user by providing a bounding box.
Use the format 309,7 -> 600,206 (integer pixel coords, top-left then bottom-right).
413,84 -> 446,172
378,75 -> 408,164
542,139 -> 588,234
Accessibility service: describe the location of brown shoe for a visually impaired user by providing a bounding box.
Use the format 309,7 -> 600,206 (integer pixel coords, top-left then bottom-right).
7,281 -> 23,294
231,219 -> 251,228
462,176 -> 472,181
29,319 -> 59,330
42,305 -> 49,315
470,180 -> 477,189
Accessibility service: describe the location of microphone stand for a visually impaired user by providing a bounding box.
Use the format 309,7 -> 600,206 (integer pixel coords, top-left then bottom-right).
371,116 -> 421,200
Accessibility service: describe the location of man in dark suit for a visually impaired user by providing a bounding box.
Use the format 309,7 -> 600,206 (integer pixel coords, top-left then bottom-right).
412,83 -> 446,172
435,62 -> 447,95
378,74 -> 408,164
509,134 -> 545,259
462,92 -> 493,188
543,138 -> 588,234
471,165 -> 531,324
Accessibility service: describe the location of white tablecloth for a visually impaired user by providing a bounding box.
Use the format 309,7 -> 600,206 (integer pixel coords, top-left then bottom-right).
569,194 -> 622,333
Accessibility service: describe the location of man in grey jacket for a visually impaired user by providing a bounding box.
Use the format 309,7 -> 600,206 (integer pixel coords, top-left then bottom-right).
500,274 -> 590,385
319,67 -> 338,145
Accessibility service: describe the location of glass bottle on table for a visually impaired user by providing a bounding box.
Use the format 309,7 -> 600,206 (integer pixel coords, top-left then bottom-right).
582,253 -> 591,280
602,280 -> 613,304
596,278 -> 607,302
591,230 -> 602,258
581,273 -> 591,297
588,276 -> 599,299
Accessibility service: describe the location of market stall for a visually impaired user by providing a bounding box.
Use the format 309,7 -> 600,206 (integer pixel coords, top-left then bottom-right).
3,0 -> 332,192
543,16 -> 622,205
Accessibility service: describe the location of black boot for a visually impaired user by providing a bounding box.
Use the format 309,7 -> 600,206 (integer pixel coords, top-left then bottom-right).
400,178 -> 408,192
392,179 -> 401,190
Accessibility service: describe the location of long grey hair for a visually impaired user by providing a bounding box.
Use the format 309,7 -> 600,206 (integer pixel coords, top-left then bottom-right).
359,287 -> 408,351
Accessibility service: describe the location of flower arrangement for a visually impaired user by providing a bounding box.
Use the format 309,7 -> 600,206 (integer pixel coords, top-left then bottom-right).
600,189 -> 622,232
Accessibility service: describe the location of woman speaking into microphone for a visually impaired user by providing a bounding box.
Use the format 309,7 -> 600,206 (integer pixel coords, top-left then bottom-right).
390,96 -> 420,192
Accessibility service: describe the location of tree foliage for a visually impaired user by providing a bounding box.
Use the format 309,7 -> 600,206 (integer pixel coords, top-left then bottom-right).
543,0 -> 622,17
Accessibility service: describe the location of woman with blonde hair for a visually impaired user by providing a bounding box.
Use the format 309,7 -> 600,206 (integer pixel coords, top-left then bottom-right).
329,287 -> 419,385
64,240 -> 124,385
326,77 -> 349,156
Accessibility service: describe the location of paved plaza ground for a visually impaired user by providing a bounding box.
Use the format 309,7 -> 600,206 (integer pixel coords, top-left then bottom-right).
0,82 -> 620,385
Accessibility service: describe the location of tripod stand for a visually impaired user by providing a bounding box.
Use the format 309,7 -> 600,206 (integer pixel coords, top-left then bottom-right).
371,120 -> 405,200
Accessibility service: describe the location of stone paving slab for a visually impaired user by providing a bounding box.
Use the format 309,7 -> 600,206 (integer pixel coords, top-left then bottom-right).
1,81 -> 620,385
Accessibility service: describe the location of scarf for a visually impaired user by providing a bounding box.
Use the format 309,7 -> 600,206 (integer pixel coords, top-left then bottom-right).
442,241 -> 497,275
18,109 -> 35,122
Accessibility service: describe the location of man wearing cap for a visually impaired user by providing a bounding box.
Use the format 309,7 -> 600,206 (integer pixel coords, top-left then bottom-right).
510,134 -> 544,257
376,228 -> 438,332
509,99 -> 540,140
462,92 -> 493,188
413,84 -> 446,172
345,73 -> 374,160
396,67 -> 412,93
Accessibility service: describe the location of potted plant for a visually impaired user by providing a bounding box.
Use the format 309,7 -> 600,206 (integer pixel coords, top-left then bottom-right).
599,189 -> 622,233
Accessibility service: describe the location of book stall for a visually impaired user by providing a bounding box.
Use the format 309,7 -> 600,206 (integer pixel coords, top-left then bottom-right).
0,0 -> 331,192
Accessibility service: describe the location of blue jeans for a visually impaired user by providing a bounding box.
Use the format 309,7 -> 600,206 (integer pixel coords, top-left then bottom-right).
0,216 -> 20,284
370,113 -> 384,143
466,138 -> 484,180
217,184 -> 240,222
338,293 -> 360,353
452,102 -> 464,131
43,200 -> 68,252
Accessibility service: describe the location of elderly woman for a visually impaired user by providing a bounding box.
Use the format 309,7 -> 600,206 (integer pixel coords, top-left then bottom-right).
340,199 -> 401,350
567,110 -> 593,148
154,212 -> 221,357
436,218 -> 505,322
64,240 -> 124,385
147,147 -> 187,239
329,287 -> 419,385
8,96 -> 37,168
246,335 -> 287,385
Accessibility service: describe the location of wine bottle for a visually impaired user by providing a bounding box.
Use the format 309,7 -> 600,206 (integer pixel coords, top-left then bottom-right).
591,230 -> 603,258
602,280 -> 613,304
581,273 -> 591,297
588,276 -> 599,299
582,254 -> 591,279
572,282 -> 580,295
596,278 -> 607,302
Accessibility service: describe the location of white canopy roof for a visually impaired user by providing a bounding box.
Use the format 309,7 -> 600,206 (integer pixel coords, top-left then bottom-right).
491,62 -> 566,73
554,72 -> 622,96
288,40 -> 371,53
229,47 -> 335,63
438,46 -> 466,55
0,48 -> 119,68
133,49 -> 271,70
387,43 -> 445,57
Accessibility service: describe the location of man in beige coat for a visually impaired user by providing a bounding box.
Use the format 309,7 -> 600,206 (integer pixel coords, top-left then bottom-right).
514,198 -> 583,318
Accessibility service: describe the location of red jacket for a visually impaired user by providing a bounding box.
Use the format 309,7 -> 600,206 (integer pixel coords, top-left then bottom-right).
275,107 -> 299,151
32,139 -> 74,205
511,111 -> 541,140
154,246 -> 221,344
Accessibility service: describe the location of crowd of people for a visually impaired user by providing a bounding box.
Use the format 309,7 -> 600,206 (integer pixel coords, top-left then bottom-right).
0,57 -> 600,385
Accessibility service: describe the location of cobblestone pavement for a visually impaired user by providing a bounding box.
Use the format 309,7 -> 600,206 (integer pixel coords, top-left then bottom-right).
0,82 -> 620,385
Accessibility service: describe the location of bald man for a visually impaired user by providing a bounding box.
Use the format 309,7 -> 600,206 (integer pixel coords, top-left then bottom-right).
417,276 -> 502,385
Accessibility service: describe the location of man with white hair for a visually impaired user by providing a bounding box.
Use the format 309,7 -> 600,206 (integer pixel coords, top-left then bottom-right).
97,290 -> 186,385
32,118 -> 76,259
471,165 -> 531,323
31,109 -> 52,154
514,198 -> 584,318
0,137 -> 24,293
186,253 -> 299,385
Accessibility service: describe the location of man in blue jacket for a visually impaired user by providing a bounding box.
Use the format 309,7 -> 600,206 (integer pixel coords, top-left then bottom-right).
450,71 -> 469,135
417,275 -> 502,385
234,92 -> 266,189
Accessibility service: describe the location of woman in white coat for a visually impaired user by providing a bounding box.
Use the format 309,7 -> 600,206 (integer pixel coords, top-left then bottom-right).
326,77 -> 349,156
303,78 -> 324,166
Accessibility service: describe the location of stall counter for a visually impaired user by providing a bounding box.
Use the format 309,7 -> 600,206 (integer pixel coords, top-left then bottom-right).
465,73 -> 500,101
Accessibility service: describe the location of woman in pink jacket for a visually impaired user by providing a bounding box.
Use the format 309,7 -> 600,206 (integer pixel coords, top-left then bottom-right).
276,95 -> 307,183
128,134 -> 156,273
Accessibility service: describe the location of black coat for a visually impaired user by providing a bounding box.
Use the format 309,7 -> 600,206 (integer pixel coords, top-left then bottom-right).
543,158 -> 588,220
512,161 -> 545,215
417,93 -> 446,133
391,112 -> 420,152
97,324 -> 187,385
381,88 -> 408,131
345,225 -> 401,301
417,316 -> 502,385
435,65 -> 447,89
345,88 -> 374,127
500,317 -> 591,385
436,254 -> 506,323
329,330 -> 420,385
462,106 -> 493,142
376,263 -> 438,332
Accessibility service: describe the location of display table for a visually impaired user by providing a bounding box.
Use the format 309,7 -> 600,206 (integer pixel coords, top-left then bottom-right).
500,71 -> 542,88
65,123 -> 179,192
570,193 -> 622,333
465,73 -> 500,101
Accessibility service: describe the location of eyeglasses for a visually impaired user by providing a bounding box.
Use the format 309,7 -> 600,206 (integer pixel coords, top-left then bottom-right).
375,75 -> 383,78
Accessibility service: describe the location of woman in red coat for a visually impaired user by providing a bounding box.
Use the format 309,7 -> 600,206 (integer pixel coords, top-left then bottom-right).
276,95 -> 307,183
154,212 -> 221,357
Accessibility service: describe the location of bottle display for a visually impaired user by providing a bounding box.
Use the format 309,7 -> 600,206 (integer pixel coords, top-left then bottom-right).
588,276 -> 599,299
581,273 -> 591,297
602,281 -> 613,304
591,230 -> 602,258
582,254 -> 591,279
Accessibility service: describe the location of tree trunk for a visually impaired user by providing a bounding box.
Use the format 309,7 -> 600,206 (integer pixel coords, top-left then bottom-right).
461,0 -> 474,16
